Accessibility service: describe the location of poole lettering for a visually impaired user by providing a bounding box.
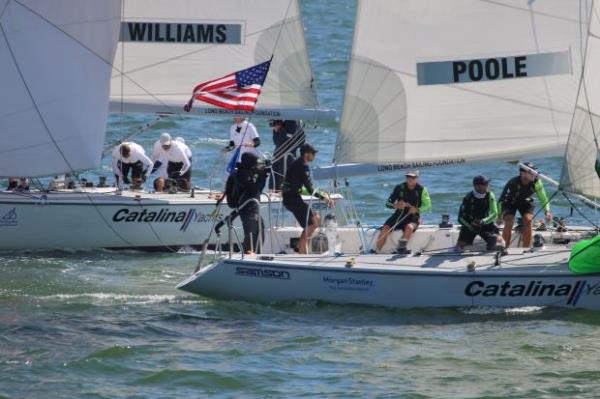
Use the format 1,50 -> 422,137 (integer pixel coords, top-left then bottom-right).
453,56 -> 527,83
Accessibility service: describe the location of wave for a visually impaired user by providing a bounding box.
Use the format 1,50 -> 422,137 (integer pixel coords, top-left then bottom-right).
36,293 -> 205,306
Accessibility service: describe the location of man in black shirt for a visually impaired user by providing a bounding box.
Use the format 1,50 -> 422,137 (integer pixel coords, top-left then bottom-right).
282,143 -> 333,254
236,153 -> 267,254
270,120 -> 305,190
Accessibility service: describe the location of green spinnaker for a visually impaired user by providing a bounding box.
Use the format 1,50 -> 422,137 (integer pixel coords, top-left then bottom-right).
569,234 -> 600,274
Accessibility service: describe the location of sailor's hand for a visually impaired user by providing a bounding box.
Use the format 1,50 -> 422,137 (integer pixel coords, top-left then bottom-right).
326,196 -> 334,209
395,200 -> 406,209
408,206 -> 418,215
545,211 -> 553,222
472,219 -> 482,228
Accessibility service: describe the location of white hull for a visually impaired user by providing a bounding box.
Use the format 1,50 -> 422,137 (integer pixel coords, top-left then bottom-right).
178,248 -> 600,310
0,188 -> 303,251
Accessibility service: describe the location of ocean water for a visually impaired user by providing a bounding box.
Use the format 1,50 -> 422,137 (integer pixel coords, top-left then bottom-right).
2,1 -> 600,398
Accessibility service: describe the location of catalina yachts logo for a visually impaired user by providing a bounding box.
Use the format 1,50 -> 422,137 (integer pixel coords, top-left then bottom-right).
0,208 -> 17,227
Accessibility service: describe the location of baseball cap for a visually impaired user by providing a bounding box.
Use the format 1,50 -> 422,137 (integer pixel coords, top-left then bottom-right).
473,175 -> 490,185
405,170 -> 419,178
519,161 -> 536,172
300,143 -> 318,155
159,132 -> 172,146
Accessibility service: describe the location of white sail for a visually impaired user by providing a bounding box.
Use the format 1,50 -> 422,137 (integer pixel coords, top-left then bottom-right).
559,1 -> 600,199
0,0 -> 121,177
335,0 -> 591,165
110,0 -> 331,119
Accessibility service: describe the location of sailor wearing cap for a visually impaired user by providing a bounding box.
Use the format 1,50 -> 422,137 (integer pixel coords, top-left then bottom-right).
456,175 -> 504,251
375,170 -> 432,252
151,132 -> 192,191
111,142 -> 153,189
282,143 -> 333,254
499,162 -> 552,247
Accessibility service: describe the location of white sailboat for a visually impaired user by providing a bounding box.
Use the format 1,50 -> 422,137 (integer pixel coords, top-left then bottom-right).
0,0 -> 335,251
178,0 -> 600,309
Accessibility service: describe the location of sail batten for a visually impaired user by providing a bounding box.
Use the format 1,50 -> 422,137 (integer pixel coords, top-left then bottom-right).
335,0 -> 591,165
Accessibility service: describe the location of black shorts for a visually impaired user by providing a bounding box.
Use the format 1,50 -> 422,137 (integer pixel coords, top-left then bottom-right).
283,194 -> 314,229
117,160 -> 145,180
384,211 -> 419,231
502,201 -> 535,217
167,161 -> 192,181
458,224 -> 499,249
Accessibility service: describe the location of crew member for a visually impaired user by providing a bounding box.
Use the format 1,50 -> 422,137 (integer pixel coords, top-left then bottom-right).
175,137 -> 193,162
375,170 -> 432,252
6,178 -> 18,190
111,142 -> 153,189
282,143 -> 333,254
270,120 -> 305,190
236,153 -> 268,254
152,134 -> 192,192
499,162 -> 553,247
223,117 -> 261,162
456,175 -> 504,251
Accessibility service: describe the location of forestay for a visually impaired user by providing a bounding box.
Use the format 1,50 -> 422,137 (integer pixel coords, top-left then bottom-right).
0,0 -> 121,177
111,0 -> 331,120
559,1 -> 600,199
334,0 -> 591,165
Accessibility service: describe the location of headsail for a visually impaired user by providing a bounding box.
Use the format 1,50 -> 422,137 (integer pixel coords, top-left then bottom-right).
0,0 -> 121,177
111,0 -> 333,120
334,0 -> 590,166
559,1 -> 600,199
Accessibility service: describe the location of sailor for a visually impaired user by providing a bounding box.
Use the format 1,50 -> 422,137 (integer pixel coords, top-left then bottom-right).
175,137 -> 193,162
499,162 -> 553,247
236,152 -> 268,254
282,143 -> 333,254
375,170 -> 432,252
6,177 -> 18,190
456,175 -> 504,251
223,117 -> 261,162
270,119 -> 305,190
111,142 -> 153,189
11,178 -> 29,192
152,133 -> 192,192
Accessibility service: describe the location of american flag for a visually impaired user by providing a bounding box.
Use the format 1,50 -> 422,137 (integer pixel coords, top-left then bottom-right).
184,60 -> 271,112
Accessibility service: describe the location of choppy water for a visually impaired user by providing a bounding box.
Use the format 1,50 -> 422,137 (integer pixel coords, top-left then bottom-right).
2,1 -> 600,397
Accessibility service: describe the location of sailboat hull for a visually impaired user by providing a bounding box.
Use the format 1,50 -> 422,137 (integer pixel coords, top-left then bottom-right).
177,251 -> 600,310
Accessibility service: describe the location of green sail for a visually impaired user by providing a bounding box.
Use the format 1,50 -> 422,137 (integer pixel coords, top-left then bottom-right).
569,234 -> 600,274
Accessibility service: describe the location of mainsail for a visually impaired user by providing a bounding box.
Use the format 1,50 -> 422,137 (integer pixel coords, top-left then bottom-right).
333,0 -> 591,168
111,0 -> 333,120
559,1 -> 600,199
0,0 -> 121,177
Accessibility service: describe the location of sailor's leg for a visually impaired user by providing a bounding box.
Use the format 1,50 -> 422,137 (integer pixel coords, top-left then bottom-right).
298,212 -> 319,254
502,213 -> 514,247
376,225 -> 392,251
403,223 -> 416,241
521,212 -> 534,247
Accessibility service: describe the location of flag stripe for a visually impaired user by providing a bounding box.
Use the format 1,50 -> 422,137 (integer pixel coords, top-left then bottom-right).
184,60 -> 271,113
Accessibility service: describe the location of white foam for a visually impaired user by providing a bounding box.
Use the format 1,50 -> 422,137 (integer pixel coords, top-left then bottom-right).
37,293 -> 204,305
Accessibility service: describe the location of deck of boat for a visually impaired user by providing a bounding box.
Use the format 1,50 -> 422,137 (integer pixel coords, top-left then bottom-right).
218,247 -> 573,275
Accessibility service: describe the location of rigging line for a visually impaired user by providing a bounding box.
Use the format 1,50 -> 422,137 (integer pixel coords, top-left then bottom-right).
0,0 -> 10,19
270,122 -> 306,164
0,20 -> 137,248
120,0 -> 125,135
12,0 -> 185,120
271,0 -> 295,61
562,191 -> 599,228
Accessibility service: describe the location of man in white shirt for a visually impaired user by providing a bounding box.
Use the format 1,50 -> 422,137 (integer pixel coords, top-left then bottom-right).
175,137 -> 192,161
223,117 -> 261,162
151,133 -> 192,192
112,142 -> 153,189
